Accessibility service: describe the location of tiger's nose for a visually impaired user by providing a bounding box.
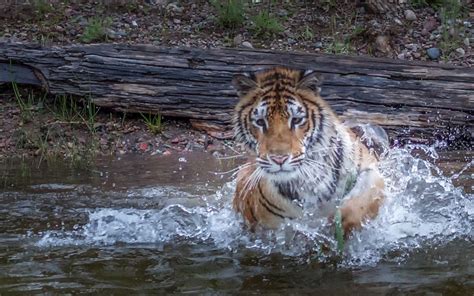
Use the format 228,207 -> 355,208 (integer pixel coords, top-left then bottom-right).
269,154 -> 289,165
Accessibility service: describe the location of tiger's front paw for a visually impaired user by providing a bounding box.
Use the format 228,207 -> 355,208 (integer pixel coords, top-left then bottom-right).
339,194 -> 383,235
339,203 -> 364,235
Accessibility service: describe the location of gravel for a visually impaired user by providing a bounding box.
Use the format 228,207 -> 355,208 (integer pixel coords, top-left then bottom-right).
0,1 -> 471,66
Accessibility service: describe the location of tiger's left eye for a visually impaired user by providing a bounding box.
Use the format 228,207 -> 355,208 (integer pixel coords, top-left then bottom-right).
255,119 -> 266,127
291,117 -> 304,126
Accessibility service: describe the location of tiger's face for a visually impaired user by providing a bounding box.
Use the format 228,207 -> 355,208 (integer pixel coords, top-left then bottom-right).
233,67 -> 326,182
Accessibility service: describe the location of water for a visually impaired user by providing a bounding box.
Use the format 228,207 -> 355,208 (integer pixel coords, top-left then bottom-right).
0,147 -> 472,294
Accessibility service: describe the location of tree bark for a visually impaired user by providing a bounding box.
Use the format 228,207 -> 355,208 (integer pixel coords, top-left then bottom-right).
0,42 -> 472,147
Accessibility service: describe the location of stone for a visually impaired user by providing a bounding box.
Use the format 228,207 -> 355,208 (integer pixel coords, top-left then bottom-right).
277,9 -> 288,17
449,27 -> 456,37
455,47 -> 465,56
464,37 -> 470,46
314,41 -> 323,48
166,3 -> 183,13
426,47 -> 441,60
233,34 -> 243,46
422,18 -> 438,34
375,35 -> 391,54
132,20 -> 138,27
393,17 -> 403,26
242,41 -> 253,49
413,52 -> 421,59
404,9 -> 417,21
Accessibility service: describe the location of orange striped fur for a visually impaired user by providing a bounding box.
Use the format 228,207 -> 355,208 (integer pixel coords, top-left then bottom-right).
232,67 -> 385,234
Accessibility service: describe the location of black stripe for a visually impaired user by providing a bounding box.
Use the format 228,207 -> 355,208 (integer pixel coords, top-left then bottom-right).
326,136 -> 344,198
262,79 -> 295,88
249,204 -> 258,222
258,184 -> 286,219
258,183 -> 284,212
277,182 -> 301,202
299,97 -> 324,145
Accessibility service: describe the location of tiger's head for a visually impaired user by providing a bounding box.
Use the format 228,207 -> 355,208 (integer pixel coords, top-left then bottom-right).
232,67 -> 330,182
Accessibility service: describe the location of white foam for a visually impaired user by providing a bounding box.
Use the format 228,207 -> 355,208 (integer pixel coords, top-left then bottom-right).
36,145 -> 473,266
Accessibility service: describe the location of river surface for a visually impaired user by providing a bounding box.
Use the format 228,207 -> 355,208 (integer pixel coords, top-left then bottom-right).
0,145 -> 472,294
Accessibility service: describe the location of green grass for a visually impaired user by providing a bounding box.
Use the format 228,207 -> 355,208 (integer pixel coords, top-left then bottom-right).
140,112 -> 163,135
12,82 -> 45,123
334,209 -> 344,253
300,25 -> 314,41
326,40 -> 352,54
49,95 -> 81,122
81,17 -> 111,43
32,0 -> 53,15
212,0 -> 245,29
438,0 -> 465,58
80,98 -> 100,135
252,11 -> 283,37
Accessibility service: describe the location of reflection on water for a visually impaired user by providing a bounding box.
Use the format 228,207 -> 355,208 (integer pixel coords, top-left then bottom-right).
0,147 -> 472,294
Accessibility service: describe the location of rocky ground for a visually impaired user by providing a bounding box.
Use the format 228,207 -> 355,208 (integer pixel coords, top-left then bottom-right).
1,0 -> 472,65
0,87 -> 234,162
0,0 -> 472,161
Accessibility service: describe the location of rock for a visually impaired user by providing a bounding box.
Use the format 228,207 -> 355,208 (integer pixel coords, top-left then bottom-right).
449,27 -> 456,37
455,47 -> 465,56
173,18 -> 181,24
287,38 -> 296,45
464,37 -> 470,46
242,41 -> 253,49
422,18 -> 437,35
146,0 -> 168,5
426,47 -> 441,60
132,20 -> 138,27
277,9 -> 288,17
393,17 -> 403,26
397,53 -> 405,60
375,35 -> 391,54
314,41 -> 323,48
413,52 -> 421,59
404,9 -> 417,21
166,3 -> 183,13
233,34 -> 243,46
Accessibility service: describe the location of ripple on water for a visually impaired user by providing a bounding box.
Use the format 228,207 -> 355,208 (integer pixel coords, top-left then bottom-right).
36,146 -> 473,267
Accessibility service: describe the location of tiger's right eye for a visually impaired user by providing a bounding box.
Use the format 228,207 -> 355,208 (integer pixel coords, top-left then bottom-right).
255,119 -> 266,128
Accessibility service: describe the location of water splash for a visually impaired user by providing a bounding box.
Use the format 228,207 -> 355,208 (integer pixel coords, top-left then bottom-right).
36,145 -> 473,266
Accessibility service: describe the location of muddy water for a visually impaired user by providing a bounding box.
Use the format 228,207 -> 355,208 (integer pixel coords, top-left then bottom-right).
0,148 -> 472,294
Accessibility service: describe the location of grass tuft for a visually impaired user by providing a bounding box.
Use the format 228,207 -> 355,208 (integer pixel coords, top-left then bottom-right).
12,82 -> 45,123
438,0 -> 465,58
212,0 -> 245,29
32,0 -> 53,15
300,25 -> 314,41
81,17 -> 111,43
140,112 -> 163,135
252,11 -> 283,37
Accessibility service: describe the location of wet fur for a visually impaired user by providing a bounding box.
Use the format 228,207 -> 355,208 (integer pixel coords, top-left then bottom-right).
232,67 -> 385,234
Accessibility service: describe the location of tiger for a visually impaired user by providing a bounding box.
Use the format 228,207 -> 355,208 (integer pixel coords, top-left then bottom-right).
231,67 -> 385,235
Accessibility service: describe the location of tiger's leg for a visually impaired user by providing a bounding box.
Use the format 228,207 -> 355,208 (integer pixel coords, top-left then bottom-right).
339,168 -> 385,234
233,166 -> 259,231
233,165 -> 290,230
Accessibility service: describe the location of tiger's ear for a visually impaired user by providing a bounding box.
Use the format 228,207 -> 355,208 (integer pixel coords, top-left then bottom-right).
232,73 -> 258,97
298,70 -> 322,94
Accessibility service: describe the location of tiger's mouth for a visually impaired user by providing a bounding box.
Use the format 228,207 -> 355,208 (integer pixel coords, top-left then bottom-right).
256,153 -> 305,180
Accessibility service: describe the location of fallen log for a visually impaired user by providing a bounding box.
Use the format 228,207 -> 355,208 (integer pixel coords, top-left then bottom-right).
0,42 -> 472,147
